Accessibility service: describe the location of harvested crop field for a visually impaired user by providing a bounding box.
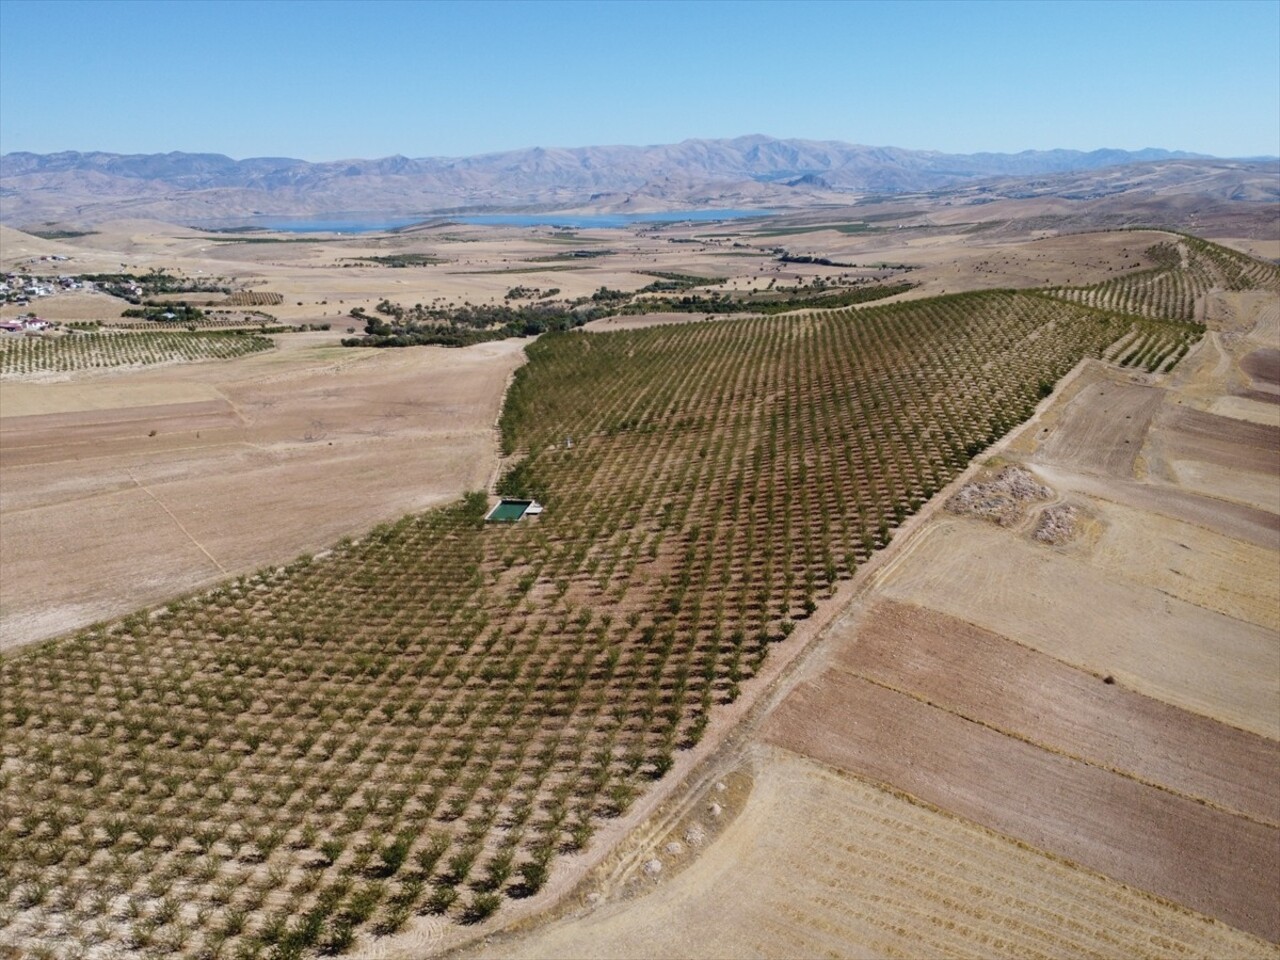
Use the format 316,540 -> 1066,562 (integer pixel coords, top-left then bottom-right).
830,599 -> 1280,825
764,618 -> 1279,938
478,749 -> 1277,960
876,517 -> 1279,737
1150,404 -> 1280,476
1034,378 -> 1164,476
0,335 -> 526,648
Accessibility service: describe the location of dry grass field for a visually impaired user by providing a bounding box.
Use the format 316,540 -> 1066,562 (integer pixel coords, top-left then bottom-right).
1,212 -> 1276,960
0,334 -> 524,648
477,749 -> 1276,960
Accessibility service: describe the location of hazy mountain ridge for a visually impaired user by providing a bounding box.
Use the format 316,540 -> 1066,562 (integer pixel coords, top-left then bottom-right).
0,135 -> 1254,225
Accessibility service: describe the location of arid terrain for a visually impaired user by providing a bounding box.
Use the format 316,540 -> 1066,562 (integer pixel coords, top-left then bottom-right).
472,245 -> 1279,959
1,209 -> 1192,649
1,193 -> 1276,960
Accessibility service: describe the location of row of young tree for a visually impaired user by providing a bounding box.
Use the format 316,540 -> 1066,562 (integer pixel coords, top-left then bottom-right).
0,284 -> 1209,958
0,331 -> 273,378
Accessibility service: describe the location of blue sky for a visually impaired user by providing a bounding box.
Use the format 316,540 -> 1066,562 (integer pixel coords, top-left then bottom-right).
1,0 -> 1276,160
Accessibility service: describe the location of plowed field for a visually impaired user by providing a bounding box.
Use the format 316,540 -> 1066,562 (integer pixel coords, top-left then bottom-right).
830,600 -> 1279,825
764,645 -> 1279,939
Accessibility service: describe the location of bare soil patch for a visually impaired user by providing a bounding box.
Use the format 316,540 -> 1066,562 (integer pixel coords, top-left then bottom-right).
763,670 -> 1279,940
1152,404 -> 1280,475
1082,495 -> 1280,631
833,599 -> 1280,825
1030,463 -> 1279,550
1034,378 -> 1164,476
878,519 -> 1279,738
0,335 -> 525,648
1241,348 -> 1280,389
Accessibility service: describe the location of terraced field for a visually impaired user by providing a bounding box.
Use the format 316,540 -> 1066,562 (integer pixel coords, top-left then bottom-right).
2,235 -> 1271,959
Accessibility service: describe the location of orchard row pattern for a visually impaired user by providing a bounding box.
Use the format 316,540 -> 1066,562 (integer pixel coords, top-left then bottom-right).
0,332 -> 274,379
0,257 -> 1254,958
1046,236 -> 1279,323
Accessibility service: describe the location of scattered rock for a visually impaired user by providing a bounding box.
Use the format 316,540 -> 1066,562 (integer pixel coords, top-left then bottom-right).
684,824 -> 706,847
643,858 -> 663,877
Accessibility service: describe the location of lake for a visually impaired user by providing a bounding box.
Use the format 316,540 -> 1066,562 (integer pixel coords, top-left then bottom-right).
453,209 -> 774,229
194,209 -> 773,234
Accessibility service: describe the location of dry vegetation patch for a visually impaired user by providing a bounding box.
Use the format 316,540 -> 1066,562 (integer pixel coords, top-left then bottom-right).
946,464 -> 1052,525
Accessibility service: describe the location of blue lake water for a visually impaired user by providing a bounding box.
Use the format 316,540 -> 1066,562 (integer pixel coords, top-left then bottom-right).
454,209 -> 774,229
195,209 -> 773,234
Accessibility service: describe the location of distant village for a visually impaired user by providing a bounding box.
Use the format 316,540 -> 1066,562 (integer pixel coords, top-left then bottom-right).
2,256 -> 147,335
0,261 -> 89,334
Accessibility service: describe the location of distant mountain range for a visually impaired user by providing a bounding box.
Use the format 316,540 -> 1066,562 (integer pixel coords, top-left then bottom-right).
0,134 -> 1260,226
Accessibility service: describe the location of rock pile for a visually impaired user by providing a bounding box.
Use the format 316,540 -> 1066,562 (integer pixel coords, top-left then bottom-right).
946,466 -> 1053,526
1034,504 -> 1080,544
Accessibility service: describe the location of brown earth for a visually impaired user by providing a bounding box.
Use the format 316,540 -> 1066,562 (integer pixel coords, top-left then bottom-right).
876,517 -> 1279,738
0,333 -> 526,648
1150,404 -> 1280,476
831,599 -> 1280,826
1242,348 -> 1280,389
1035,378 -> 1165,476
763,669 -> 1279,940
474,231 -> 1279,958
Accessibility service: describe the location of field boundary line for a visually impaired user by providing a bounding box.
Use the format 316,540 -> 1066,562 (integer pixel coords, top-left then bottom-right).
126,470 -> 228,575
836,668 -> 1280,829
